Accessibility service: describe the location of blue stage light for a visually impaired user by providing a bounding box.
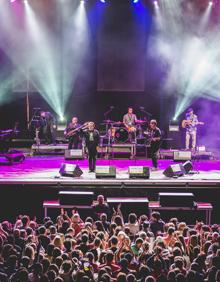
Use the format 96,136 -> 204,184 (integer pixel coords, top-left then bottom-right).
133,0 -> 139,3
100,0 -> 106,3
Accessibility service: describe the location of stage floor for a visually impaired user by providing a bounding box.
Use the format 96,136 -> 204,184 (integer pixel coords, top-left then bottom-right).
1,155 -> 220,187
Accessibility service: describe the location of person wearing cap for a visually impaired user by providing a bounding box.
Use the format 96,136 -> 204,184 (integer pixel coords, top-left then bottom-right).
185,108 -> 200,150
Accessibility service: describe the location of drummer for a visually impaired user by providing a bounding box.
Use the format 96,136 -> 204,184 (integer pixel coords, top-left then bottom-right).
123,107 -> 137,143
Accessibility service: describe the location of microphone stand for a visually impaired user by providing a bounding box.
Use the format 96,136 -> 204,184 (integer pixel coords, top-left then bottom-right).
103,107 -> 114,139
138,109 -> 152,139
104,107 -> 114,119
140,109 -> 152,118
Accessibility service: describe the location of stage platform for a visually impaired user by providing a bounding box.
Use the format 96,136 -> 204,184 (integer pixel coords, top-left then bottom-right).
0,155 -> 220,187
30,144 -> 214,160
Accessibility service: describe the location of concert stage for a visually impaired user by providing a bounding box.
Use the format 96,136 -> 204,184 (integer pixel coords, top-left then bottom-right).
0,155 -> 220,186
0,155 -> 220,222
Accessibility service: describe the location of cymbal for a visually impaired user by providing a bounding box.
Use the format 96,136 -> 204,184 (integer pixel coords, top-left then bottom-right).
112,121 -> 124,125
136,120 -> 148,124
100,119 -> 114,125
0,129 -> 20,133
102,119 -> 115,124
0,129 -> 13,133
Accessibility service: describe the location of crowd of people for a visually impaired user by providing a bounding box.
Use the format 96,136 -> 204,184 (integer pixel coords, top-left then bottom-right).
0,195 -> 220,282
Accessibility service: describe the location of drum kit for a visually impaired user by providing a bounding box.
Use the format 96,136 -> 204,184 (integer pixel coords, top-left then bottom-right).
101,119 -> 148,144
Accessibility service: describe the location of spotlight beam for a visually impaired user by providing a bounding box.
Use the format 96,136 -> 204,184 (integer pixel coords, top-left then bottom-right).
149,0 -> 220,119
24,1 -> 62,117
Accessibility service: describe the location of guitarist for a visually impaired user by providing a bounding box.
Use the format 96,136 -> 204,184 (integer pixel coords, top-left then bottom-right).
184,108 -> 201,150
64,117 -> 81,149
123,107 -> 137,143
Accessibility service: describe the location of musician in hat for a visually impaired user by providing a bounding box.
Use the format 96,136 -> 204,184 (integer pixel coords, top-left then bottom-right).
184,108 -> 203,150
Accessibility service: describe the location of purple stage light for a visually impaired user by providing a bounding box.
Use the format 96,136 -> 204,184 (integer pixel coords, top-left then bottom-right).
133,0 -> 139,3
10,0 -> 16,3
100,0 -> 106,3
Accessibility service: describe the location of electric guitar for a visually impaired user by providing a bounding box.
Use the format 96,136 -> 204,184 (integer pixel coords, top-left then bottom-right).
143,130 -> 161,145
181,120 -> 204,129
126,125 -> 136,132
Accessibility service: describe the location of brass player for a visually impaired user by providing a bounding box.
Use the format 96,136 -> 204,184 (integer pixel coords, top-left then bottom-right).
64,117 -> 81,149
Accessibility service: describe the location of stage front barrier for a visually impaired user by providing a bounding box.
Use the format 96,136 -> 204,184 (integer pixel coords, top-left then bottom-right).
59,191 -> 94,205
107,197 -> 149,217
149,201 -> 213,225
159,192 -> 195,207
43,201 -> 92,218
43,200 -> 212,224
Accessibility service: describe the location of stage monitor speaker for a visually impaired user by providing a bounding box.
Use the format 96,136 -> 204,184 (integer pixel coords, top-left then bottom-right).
95,166 -> 116,178
65,149 -> 84,160
4,150 -> 25,163
163,163 -> 185,178
59,163 -> 83,177
107,197 -> 149,216
183,160 -> 193,174
128,166 -> 150,179
173,150 -> 192,161
59,191 -> 94,205
159,192 -> 195,207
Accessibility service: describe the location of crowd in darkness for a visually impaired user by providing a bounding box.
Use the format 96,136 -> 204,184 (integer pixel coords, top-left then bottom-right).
0,195 -> 220,282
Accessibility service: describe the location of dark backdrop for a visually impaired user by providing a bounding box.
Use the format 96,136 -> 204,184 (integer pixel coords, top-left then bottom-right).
0,0 -> 219,149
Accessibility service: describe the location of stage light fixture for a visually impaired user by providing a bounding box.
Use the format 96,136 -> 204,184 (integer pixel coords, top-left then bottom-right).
59,115 -> 65,122
10,0 -> 16,3
153,0 -> 159,9
133,0 -> 139,3
100,0 -> 106,3
209,1 -> 213,6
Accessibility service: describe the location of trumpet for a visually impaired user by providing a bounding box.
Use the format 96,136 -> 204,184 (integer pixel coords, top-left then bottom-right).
66,122 -> 89,138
